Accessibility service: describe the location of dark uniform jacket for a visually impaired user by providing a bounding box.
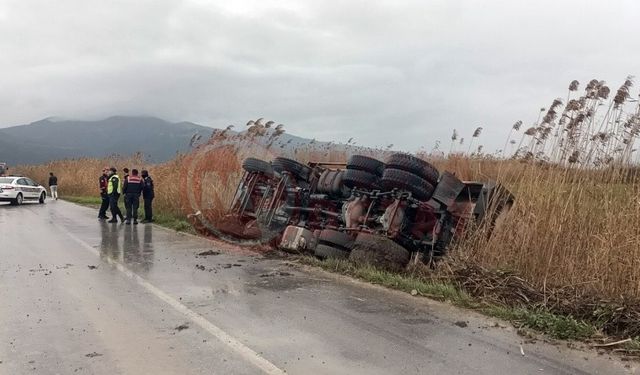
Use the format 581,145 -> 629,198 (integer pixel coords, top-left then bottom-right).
123,175 -> 144,195
48,176 -> 58,186
142,176 -> 155,199
99,175 -> 108,195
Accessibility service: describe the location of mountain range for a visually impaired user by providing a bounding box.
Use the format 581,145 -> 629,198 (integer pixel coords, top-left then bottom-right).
0,116 -> 214,165
0,116 -> 387,166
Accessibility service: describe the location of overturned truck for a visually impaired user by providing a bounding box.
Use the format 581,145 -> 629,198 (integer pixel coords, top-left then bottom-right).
220,153 -> 513,270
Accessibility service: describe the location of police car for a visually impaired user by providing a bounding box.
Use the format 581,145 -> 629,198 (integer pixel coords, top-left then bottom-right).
0,176 -> 47,205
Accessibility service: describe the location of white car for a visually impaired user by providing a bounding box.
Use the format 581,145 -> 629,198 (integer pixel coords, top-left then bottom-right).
0,176 -> 47,205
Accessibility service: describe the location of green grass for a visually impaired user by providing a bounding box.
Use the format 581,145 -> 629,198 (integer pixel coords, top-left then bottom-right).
624,339 -> 640,352
299,256 -> 601,341
301,257 -> 473,305
62,195 -> 195,234
152,212 -> 194,233
481,305 -> 595,340
63,196 -> 103,206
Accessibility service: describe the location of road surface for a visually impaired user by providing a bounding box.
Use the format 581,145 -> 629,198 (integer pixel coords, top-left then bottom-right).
0,200 -> 634,374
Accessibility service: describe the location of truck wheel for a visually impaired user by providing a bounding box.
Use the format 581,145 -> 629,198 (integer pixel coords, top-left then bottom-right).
349,232 -> 410,272
272,157 -> 312,182
331,171 -> 350,197
385,153 -> 439,185
314,244 -> 350,260
343,169 -> 380,190
318,229 -> 354,250
381,168 -> 435,201
39,192 -> 46,204
242,158 -> 274,177
346,155 -> 385,177
316,170 -> 349,197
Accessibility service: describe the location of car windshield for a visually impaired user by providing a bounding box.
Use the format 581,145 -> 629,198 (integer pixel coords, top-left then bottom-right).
0,177 -> 16,184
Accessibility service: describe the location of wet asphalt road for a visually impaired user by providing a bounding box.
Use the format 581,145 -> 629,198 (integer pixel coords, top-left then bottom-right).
0,200 -> 635,375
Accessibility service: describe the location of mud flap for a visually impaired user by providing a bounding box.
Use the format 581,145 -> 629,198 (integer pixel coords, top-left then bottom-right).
279,225 -> 315,254
431,172 -> 465,207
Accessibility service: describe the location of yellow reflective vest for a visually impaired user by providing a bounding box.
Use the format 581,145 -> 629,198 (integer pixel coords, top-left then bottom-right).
107,174 -> 120,195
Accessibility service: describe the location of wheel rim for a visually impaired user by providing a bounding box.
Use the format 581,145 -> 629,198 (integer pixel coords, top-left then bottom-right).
17,194 -> 23,204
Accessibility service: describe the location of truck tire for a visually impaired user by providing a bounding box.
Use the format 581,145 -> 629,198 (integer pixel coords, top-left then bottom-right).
318,229 -> 354,250
343,169 -> 380,190
242,157 -> 274,177
314,244 -> 350,260
346,155 -> 385,177
317,170 -> 349,197
381,168 -> 435,201
316,170 -> 332,194
349,232 -> 410,272
331,171 -> 350,197
272,157 -> 312,182
385,153 -> 439,185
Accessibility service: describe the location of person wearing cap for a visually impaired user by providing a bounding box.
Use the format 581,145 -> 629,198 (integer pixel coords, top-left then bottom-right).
107,167 -> 125,223
122,169 -> 144,225
141,170 -> 154,223
98,167 -> 110,220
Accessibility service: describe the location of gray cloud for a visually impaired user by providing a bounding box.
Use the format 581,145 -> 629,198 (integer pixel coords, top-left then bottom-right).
1,0 -> 639,152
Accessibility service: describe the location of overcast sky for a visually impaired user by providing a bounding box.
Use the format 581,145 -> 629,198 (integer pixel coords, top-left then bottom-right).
1,0 -> 639,152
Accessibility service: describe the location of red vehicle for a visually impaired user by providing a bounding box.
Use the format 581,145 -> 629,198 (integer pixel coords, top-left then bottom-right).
219,154 -> 513,270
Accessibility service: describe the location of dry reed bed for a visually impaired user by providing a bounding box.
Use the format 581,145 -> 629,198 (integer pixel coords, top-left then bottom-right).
423,77 -> 640,305
426,156 -> 640,300
15,153 -> 184,215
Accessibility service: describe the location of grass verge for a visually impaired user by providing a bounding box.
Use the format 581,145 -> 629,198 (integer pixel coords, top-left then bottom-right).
301,256 -> 473,305
481,305 -> 595,340
299,256 -> 601,341
62,195 -> 195,234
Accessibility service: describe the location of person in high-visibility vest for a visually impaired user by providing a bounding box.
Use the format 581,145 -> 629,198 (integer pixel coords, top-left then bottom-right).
107,167 -> 125,223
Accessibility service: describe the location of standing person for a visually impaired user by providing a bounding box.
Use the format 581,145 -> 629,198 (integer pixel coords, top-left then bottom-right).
141,170 -> 154,223
98,167 -> 110,220
123,169 -> 144,225
107,167 -> 124,224
48,172 -> 58,200
123,168 -> 130,184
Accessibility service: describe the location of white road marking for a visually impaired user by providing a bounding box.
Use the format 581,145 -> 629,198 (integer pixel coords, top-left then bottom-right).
59,225 -> 286,375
